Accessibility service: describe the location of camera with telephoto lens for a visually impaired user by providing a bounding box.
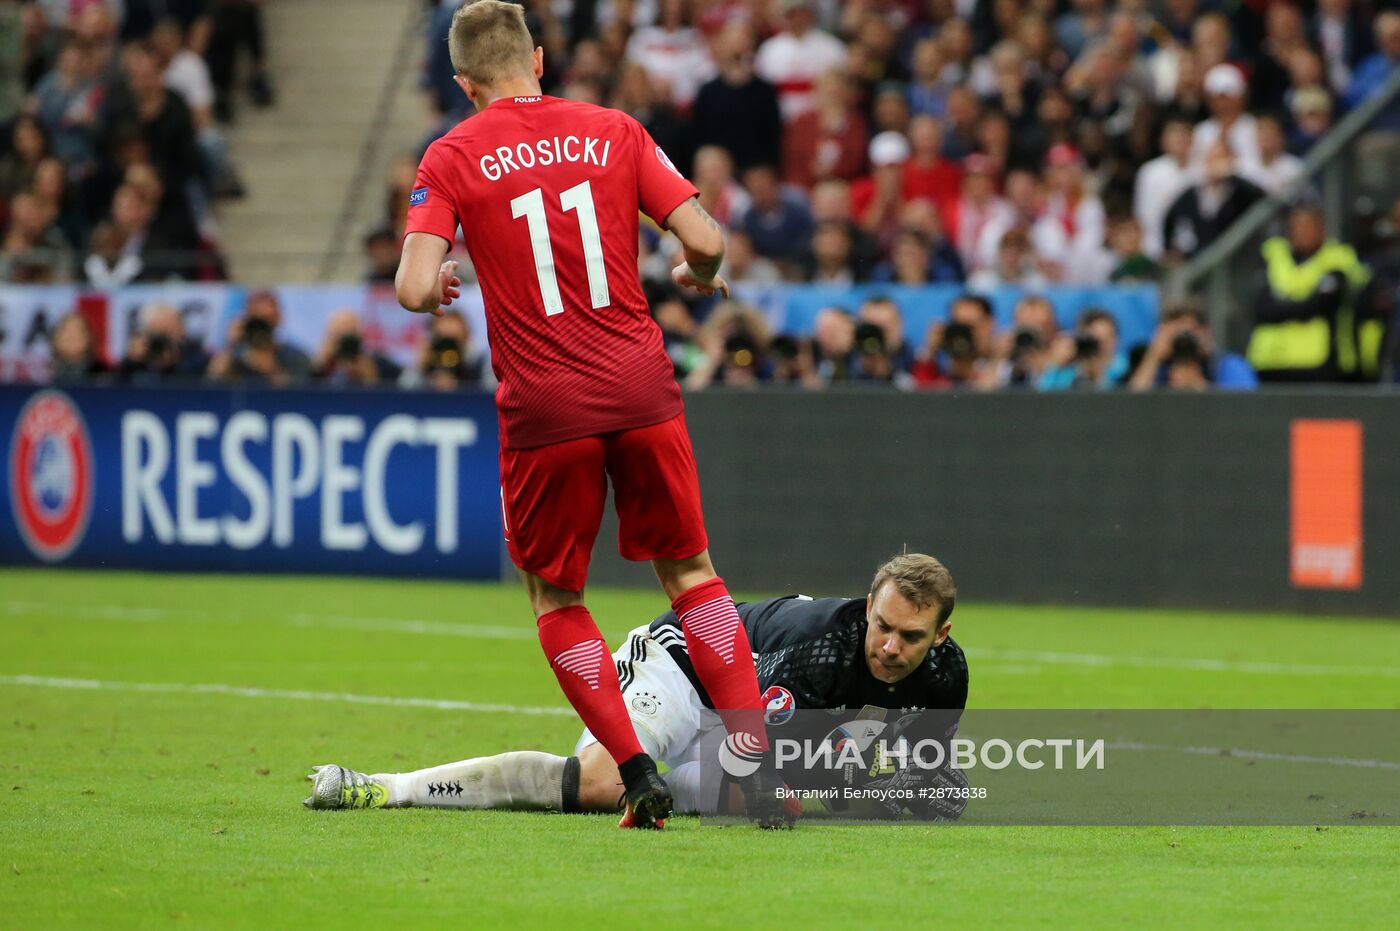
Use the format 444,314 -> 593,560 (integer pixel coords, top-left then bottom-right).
241,316 -> 274,350
1169,330 -> 1204,364
145,333 -> 173,361
425,337 -> 464,378
335,333 -> 363,361
1074,334 -> 1100,360
428,336 -> 464,373
1011,327 -> 1042,356
855,322 -> 887,356
724,333 -> 758,368
941,322 -> 976,360
770,334 -> 800,361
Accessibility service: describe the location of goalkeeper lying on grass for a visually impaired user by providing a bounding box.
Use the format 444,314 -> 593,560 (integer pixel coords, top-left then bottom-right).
304,554 -> 969,819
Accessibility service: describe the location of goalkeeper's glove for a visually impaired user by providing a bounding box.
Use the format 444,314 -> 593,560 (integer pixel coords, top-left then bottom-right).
870,763 -> 971,821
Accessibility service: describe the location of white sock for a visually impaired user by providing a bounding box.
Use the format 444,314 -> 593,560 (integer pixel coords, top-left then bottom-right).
668,761 -> 721,814
375,752 -> 576,811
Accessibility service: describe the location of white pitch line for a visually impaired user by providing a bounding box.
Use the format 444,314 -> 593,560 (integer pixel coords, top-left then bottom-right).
284,614 -> 539,641
1105,740 -> 1400,771
1,600 -> 542,642
5,600 -> 1400,678
3,673 -> 1395,774
965,647 -> 1400,679
0,674 -> 575,717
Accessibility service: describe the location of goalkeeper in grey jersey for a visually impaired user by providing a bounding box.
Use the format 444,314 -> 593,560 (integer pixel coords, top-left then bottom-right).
304,554 -> 968,819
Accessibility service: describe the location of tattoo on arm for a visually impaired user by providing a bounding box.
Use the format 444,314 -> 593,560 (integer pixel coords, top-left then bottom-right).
684,197 -> 724,280
688,196 -> 722,234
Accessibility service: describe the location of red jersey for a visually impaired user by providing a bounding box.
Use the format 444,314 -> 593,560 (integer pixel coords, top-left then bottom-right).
405,96 -> 698,449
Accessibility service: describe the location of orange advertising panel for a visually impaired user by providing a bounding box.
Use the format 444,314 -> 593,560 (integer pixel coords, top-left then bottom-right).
1290,419 -> 1363,590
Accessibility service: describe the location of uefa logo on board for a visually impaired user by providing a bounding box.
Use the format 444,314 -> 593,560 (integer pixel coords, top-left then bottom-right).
8,390 -> 94,562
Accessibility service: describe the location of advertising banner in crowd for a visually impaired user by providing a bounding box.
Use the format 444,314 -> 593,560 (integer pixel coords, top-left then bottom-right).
0,282 -> 1159,383
0,384 -> 502,579
0,284 -> 493,383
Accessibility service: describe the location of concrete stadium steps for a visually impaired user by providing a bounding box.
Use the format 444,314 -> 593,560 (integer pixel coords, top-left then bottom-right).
217,0 -> 431,284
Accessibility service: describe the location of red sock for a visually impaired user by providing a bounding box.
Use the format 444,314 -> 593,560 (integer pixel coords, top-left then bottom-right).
537,606 -> 644,766
672,577 -> 769,755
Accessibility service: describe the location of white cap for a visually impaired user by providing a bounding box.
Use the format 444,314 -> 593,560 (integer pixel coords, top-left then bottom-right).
1204,64 -> 1247,98
869,131 -> 911,168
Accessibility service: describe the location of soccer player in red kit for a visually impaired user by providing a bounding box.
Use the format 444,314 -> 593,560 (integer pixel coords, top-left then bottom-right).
394,1 -> 786,829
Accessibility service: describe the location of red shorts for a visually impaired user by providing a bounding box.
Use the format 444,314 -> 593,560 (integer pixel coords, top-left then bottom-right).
499,414 -> 709,592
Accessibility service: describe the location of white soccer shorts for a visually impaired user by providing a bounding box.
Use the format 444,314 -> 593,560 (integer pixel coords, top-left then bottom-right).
573,625 -> 716,769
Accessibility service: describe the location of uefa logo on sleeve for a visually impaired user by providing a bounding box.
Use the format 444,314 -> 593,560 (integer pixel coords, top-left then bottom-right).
8,390 -> 94,562
655,145 -> 683,178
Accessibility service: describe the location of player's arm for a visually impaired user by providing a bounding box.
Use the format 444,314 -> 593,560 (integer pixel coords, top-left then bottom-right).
631,118 -> 727,297
395,232 -> 462,316
664,196 -> 730,298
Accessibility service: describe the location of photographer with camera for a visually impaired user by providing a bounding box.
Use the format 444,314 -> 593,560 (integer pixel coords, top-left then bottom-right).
858,296 -> 914,373
207,291 -> 311,386
117,303 -> 209,384
400,310 -> 488,392
813,306 -> 859,384
683,300 -> 773,390
914,320 -> 981,389
313,310 -> 401,388
50,313 -> 109,384
1128,302 -> 1258,391
768,334 -> 823,389
980,294 -> 1059,389
852,321 -> 900,385
912,295 -> 998,390
1038,308 -> 1128,390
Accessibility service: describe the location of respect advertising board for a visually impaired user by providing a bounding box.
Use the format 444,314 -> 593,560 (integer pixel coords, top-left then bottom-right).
0,385 -> 502,578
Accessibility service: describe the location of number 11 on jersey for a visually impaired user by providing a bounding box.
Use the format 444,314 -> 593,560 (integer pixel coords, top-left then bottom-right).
510,180 -> 610,317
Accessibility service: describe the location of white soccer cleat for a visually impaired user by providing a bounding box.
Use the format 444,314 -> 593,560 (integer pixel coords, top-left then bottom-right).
303,764 -> 388,810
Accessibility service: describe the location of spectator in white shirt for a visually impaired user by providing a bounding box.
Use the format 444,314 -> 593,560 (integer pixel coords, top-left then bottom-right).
755,0 -> 847,122
1313,0 -> 1362,94
1033,142 -> 1106,282
1248,112 -> 1304,196
153,19 -> 214,119
950,153 -> 1013,273
1190,64 -> 1261,179
1149,11 -> 1230,104
1134,115 -> 1196,259
624,0 -> 715,108
976,167 -> 1056,271
967,226 -> 1049,291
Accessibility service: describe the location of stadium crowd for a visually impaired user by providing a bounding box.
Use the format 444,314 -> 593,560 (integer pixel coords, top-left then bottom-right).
0,0 -> 274,285
367,0 -> 1400,386
6,0 -> 1400,388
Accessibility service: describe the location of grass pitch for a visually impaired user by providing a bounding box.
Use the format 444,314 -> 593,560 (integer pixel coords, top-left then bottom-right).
2,569 -> 1398,929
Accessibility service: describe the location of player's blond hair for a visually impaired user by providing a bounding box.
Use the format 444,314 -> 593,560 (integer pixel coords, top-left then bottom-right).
871,554 -> 956,626
449,1 -> 536,86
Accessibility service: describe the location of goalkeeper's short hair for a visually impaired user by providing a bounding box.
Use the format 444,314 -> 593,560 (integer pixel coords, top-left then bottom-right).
871,554 -> 956,626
